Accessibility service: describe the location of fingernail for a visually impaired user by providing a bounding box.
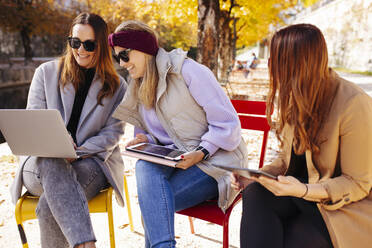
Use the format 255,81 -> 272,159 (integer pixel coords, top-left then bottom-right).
181,155 -> 184,159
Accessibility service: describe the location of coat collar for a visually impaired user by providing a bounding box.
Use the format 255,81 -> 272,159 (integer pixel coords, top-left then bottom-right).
60,72 -> 102,132
155,48 -> 187,102
60,82 -> 75,124
285,124 -> 320,183
111,48 -> 188,129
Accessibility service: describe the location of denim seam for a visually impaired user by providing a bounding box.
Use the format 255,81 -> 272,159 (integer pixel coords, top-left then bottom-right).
69,169 -> 94,245
160,176 -> 174,243
81,168 -> 99,189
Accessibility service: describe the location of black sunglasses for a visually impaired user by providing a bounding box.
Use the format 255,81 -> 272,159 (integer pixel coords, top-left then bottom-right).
67,37 -> 96,52
113,49 -> 132,63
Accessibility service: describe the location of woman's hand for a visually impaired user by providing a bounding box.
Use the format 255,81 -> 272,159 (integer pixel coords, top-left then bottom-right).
68,132 -> 77,149
175,150 -> 204,170
231,173 -> 253,191
65,158 -> 76,163
66,133 -> 77,164
125,133 -> 149,148
253,175 -> 307,198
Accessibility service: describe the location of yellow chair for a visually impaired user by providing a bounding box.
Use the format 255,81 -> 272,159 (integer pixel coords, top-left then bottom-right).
15,174 -> 134,248
123,173 -> 134,232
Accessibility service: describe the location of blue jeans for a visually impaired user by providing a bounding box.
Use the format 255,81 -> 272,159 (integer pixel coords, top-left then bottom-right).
135,160 -> 218,248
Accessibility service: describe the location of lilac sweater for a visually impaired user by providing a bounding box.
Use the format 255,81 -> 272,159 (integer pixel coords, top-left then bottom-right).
135,58 -> 241,156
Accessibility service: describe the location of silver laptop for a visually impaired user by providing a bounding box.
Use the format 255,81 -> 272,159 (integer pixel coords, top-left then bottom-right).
0,109 -> 103,159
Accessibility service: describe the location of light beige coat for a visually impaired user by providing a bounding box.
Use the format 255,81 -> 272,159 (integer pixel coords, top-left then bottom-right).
262,73 -> 372,248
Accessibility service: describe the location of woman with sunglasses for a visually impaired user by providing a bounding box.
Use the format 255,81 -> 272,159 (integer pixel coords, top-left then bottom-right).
10,13 -> 127,248
108,20 -> 248,248
232,24 -> 372,248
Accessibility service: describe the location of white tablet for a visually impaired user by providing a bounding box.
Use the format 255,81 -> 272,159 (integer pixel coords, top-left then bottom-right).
126,143 -> 185,161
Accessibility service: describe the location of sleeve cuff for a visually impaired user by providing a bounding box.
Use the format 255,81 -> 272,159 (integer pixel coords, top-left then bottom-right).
319,179 -> 351,210
199,141 -> 219,156
146,134 -> 155,144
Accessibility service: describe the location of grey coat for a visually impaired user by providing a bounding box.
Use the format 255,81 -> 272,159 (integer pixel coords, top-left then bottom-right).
10,60 -> 127,206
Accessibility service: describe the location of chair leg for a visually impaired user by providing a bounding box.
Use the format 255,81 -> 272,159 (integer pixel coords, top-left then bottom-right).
188,217 -> 195,234
17,223 -> 29,248
107,188 -> 115,248
15,197 -> 29,248
123,174 -> 134,232
223,219 -> 229,248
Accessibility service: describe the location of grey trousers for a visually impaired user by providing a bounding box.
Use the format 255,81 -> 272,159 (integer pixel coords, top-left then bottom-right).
22,157 -> 108,248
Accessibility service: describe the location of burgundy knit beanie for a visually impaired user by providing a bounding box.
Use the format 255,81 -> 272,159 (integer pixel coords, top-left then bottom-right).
108,30 -> 159,56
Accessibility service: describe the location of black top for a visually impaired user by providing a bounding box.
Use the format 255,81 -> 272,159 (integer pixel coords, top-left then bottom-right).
285,147 -> 309,183
66,68 -> 95,143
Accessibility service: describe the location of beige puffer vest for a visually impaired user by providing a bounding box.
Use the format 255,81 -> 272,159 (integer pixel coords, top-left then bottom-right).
113,48 -> 248,211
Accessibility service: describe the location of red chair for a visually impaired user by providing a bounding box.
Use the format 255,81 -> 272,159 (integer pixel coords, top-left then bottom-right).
176,100 -> 271,248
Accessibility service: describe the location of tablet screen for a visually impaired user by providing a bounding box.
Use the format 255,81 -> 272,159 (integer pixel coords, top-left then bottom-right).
126,143 -> 185,160
213,164 -> 277,179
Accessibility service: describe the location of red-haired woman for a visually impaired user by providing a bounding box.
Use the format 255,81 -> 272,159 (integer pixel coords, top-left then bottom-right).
10,13 -> 126,248
233,23 -> 372,248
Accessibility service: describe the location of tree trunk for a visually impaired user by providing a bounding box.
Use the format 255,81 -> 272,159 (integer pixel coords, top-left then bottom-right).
17,0 -> 33,65
232,17 -> 237,60
218,10 -> 233,83
197,0 -> 220,77
20,26 -> 33,65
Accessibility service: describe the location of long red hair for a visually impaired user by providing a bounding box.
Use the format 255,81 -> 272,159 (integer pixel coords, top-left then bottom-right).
267,23 -> 338,154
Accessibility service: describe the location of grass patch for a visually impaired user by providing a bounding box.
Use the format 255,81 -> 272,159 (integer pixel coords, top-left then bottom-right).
333,67 -> 372,76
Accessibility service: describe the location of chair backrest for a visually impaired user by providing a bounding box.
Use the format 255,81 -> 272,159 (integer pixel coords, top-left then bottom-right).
231,99 -> 271,168
176,100 -> 273,248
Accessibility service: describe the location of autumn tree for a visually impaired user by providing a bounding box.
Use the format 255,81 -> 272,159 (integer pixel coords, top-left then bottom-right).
0,0 -> 74,63
216,0 -> 298,81
302,0 -> 321,7
197,0 -> 220,75
191,0 -> 298,79
84,0 -> 299,80
82,0 -> 197,51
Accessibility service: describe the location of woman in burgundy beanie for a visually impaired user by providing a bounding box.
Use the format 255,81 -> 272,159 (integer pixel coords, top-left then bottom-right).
109,20 -> 248,248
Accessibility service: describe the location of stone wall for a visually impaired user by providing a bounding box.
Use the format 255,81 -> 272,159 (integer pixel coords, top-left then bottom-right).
0,65 -> 35,143
0,30 -> 65,59
291,0 -> 372,71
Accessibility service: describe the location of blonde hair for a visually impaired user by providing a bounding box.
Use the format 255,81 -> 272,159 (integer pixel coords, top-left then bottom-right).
59,13 -> 119,105
267,24 -> 338,154
115,20 -> 159,109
